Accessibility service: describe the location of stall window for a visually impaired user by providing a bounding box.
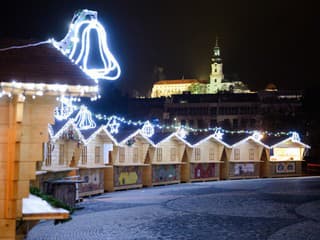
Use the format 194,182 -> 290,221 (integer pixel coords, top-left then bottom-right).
59,144 -> 64,165
249,148 -> 255,160
156,148 -> 162,162
45,143 -> 53,166
119,147 -> 125,163
209,148 -> 215,161
234,148 -> 240,160
81,146 -> 87,164
95,146 -> 101,163
170,148 -> 177,162
133,147 -> 139,163
195,148 -> 201,161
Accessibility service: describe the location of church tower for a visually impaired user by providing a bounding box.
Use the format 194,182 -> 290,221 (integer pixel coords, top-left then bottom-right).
208,37 -> 224,93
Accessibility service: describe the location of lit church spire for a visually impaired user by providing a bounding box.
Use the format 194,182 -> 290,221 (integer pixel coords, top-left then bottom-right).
212,36 -> 222,63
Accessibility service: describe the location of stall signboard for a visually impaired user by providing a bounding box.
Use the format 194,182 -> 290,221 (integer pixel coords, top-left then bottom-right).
271,148 -> 301,161
190,163 -> 216,179
152,165 -> 180,183
114,166 -> 142,186
275,162 -> 296,174
233,163 -> 255,176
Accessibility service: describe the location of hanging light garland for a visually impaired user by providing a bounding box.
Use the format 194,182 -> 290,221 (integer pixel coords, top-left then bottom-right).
95,114 -> 297,137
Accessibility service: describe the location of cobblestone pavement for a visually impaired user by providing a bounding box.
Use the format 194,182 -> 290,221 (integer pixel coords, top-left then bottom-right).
27,176 -> 320,240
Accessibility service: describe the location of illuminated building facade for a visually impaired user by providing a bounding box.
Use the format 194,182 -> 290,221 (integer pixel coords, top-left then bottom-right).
150,38 -> 249,98
151,79 -> 207,98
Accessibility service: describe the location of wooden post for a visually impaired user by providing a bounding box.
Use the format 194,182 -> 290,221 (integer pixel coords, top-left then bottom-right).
0,96 -> 57,240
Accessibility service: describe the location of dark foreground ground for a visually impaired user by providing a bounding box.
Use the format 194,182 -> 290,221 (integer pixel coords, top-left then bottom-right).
27,176 -> 320,240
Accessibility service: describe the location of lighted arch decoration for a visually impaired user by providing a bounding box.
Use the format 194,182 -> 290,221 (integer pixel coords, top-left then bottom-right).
53,9 -> 121,81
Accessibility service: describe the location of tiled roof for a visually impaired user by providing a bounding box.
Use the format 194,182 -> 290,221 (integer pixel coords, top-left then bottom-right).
154,79 -> 202,85
0,39 -> 96,86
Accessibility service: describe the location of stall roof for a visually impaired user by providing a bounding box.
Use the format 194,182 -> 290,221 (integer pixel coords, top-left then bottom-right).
149,132 -> 175,145
222,132 -> 251,147
22,194 -> 69,220
261,134 -> 311,149
0,39 -> 96,86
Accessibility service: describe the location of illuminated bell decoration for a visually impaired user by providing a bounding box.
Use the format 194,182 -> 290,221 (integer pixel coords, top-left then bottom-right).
177,128 -> 188,139
53,9 -> 121,81
252,131 -> 263,141
106,117 -> 120,134
291,132 -> 300,143
213,128 -> 224,140
73,105 -> 96,130
54,96 -> 77,120
141,121 -> 154,137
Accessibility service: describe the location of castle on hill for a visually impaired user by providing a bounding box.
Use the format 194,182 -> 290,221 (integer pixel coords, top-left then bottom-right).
151,38 -> 250,98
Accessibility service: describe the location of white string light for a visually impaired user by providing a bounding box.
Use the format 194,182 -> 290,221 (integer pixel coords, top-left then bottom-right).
0,40 -> 51,52
73,105 -> 96,130
95,114 -> 297,137
252,131 -> 263,141
53,9 -> 121,81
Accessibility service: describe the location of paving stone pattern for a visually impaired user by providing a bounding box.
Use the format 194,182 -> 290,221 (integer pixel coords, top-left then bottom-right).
27,177 -> 320,240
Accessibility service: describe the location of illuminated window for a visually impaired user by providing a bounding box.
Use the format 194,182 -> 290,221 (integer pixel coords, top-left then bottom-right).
156,148 -> 162,162
119,147 -> 125,163
59,144 -> 64,165
95,146 -> 101,163
273,148 -> 300,161
195,148 -> 201,161
234,148 -> 240,160
209,148 -> 215,161
81,146 -> 87,164
133,147 -> 139,163
249,149 -> 255,160
170,148 -> 177,162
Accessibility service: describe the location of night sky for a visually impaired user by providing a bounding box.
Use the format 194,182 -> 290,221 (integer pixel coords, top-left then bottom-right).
0,0 -> 317,96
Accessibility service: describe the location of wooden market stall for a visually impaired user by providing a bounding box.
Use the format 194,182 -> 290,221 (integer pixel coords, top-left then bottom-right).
147,132 -> 188,186
40,119 -> 82,186
0,39 -> 98,239
105,127 -> 152,191
223,132 -> 268,179
183,132 -> 226,182
261,133 -> 310,178
78,124 -> 116,196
